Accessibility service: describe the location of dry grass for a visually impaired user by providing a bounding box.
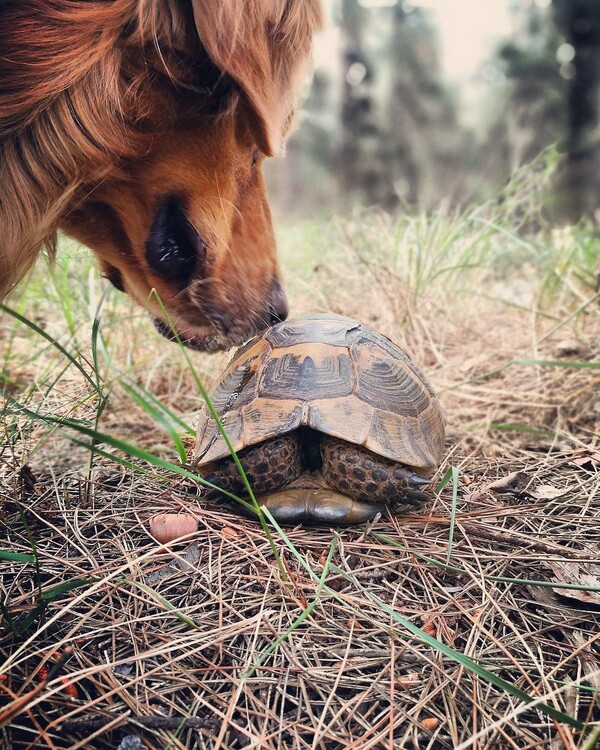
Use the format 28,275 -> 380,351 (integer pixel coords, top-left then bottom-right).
1,190 -> 600,748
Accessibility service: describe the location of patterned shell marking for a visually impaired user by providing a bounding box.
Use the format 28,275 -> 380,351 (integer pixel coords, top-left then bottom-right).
195,313 -> 445,472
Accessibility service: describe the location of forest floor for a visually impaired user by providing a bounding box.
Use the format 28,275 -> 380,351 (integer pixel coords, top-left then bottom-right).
1,168 -> 599,749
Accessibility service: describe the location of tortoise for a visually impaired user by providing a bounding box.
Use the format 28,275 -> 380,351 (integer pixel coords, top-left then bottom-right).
194,313 -> 445,524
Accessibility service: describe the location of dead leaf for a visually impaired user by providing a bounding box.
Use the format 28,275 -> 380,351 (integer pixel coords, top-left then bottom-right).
145,542 -> 202,586
394,672 -> 420,689
529,484 -> 568,500
487,471 -> 531,495
114,663 -> 134,677
572,452 -> 600,473
548,561 -> 600,606
553,338 -> 590,358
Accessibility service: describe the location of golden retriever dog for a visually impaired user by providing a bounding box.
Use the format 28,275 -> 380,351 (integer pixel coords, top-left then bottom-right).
0,0 -> 322,349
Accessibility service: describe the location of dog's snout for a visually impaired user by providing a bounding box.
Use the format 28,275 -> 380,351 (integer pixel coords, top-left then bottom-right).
146,196 -> 204,282
267,278 -> 288,325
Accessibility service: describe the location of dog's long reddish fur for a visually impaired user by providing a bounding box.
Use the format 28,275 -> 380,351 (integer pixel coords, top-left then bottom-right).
0,0 -> 322,349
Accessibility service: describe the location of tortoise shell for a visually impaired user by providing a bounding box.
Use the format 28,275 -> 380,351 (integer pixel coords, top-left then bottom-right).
195,313 -> 445,472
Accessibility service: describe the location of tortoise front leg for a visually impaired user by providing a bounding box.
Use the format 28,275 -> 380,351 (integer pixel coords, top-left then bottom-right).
200,433 -> 304,500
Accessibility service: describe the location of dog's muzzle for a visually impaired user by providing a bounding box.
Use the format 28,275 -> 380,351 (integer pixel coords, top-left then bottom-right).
153,277 -> 289,351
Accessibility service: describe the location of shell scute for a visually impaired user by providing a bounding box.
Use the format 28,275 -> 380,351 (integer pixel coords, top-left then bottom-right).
352,342 -> 430,417
306,396 -> 374,445
240,399 -> 303,443
367,405 -> 445,471
264,314 -> 360,348
258,343 -> 354,401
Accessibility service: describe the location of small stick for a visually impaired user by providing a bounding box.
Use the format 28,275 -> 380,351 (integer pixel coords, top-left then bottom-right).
61,714 -> 219,733
458,521 -> 593,559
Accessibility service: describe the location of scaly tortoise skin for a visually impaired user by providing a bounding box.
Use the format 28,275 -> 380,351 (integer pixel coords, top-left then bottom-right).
194,313 -> 445,524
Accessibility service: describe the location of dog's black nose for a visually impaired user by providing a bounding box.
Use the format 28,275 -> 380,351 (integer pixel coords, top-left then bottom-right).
146,196 -> 204,283
267,278 -> 288,325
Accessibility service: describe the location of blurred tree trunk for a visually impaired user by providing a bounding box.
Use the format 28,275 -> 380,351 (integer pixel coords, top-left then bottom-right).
498,3 -> 564,171
385,5 -> 419,208
386,7 -> 465,210
337,4 -> 456,211
553,0 -> 600,220
337,0 -> 382,207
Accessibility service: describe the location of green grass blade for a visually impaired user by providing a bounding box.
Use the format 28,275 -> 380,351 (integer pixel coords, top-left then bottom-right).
90,285 -> 112,384
581,725 -> 600,750
121,382 -> 188,464
0,371 -> 18,388
442,291 -> 600,392
128,580 -> 202,631
69,435 -> 255,513
446,466 -> 459,563
371,533 -> 600,592
149,292 -> 259,506
16,506 -> 41,600
242,535 -> 338,679
122,380 -> 194,435
84,286 -> 111,490
0,302 -> 102,397
14,602 -> 48,637
5,396 -> 256,513
149,290 -> 286,578
0,551 -> 37,563
346,576 -> 584,730
485,422 -> 556,436
262,510 -> 585,731
515,359 -> 600,369
435,466 -> 454,493
40,578 -> 99,601
0,600 -> 20,639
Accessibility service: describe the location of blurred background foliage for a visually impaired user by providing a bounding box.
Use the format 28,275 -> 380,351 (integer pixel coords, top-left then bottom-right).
266,0 -> 600,224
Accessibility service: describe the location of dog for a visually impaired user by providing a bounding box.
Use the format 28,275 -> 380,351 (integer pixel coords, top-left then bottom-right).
0,0 -> 322,350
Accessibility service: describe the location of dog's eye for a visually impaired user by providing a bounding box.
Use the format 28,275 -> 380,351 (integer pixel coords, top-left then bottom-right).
252,149 -> 260,168
146,197 -> 204,282
103,266 -> 125,293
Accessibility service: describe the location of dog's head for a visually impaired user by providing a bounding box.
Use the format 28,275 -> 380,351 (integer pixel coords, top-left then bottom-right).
63,112 -> 287,351
0,0 -> 322,350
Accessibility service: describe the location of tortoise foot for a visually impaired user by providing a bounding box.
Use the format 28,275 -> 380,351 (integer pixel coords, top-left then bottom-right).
321,436 -> 430,507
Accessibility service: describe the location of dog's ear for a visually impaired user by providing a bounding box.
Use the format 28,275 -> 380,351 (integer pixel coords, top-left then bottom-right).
191,0 -> 322,156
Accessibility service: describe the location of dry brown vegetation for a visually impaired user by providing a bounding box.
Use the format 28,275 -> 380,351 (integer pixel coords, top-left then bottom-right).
1,197 -> 599,749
